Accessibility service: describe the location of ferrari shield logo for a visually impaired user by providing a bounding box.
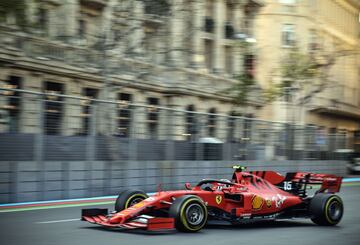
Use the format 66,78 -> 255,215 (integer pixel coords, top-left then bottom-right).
265,198 -> 272,208
215,195 -> 222,204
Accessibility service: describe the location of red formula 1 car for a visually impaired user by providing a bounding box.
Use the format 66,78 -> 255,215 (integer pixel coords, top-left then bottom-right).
82,166 -> 344,232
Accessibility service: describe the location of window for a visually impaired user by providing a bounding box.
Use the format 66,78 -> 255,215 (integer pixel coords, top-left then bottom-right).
244,54 -> 255,78
78,19 -> 86,39
117,93 -> 132,137
81,88 -> 98,135
5,76 -> 22,133
204,17 -> 215,33
204,40 -> 213,72
225,46 -> 233,75
43,82 -> 64,135
37,8 -> 48,33
204,0 -> 214,33
147,97 -> 159,139
185,105 -> 197,140
243,114 -> 253,140
282,24 -> 296,47
144,0 -> 170,16
208,108 -> 217,137
227,111 -> 237,142
308,29 -> 319,51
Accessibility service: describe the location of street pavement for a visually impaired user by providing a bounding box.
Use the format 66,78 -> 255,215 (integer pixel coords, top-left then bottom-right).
0,185 -> 359,245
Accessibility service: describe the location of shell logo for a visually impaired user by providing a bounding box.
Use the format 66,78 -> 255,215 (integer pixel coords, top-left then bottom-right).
252,195 -> 264,210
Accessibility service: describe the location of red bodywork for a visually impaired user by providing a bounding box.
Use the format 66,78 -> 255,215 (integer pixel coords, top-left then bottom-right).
82,169 -> 342,231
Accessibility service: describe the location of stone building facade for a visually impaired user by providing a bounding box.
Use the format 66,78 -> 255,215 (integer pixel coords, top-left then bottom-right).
0,0 -> 264,140
253,0 -> 360,148
0,0 -> 359,149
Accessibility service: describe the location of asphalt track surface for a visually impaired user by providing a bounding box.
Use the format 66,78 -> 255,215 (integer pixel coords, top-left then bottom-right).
1,185 -> 359,245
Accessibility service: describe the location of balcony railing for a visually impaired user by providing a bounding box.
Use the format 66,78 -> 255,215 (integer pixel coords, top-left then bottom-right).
0,28 -> 263,106
309,90 -> 360,119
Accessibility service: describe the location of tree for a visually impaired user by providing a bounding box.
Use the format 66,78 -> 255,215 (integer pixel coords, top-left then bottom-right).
222,73 -> 257,106
265,46 -> 357,107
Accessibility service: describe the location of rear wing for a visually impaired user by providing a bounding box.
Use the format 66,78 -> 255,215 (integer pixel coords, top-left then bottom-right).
291,172 -> 343,194
245,170 -> 342,196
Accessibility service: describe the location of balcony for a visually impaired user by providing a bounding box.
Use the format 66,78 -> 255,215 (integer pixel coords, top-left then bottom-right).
309,92 -> 360,120
0,28 -> 102,68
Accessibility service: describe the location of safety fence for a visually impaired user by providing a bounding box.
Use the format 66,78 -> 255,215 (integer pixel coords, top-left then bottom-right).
0,88 -> 352,162
0,88 -> 351,203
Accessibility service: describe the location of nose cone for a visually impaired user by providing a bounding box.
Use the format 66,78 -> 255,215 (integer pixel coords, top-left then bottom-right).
109,214 -> 124,224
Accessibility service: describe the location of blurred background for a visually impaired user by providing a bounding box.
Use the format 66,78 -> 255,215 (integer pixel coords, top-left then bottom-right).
0,0 -> 359,204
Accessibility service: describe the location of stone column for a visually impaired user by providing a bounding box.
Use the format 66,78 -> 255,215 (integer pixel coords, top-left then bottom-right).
96,85 -> 117,136
192,0 -> 205,69
47,6 -> 57,38
131,92 -> 147,140
0,70 -> 10,132
129,0 -> 144,57
233,2 -> 244,75
63,79 -> 82,136
63,0 -> 80,38
213,0 -> 225,73
164,96 -> 185,141
170,0 -> 185,67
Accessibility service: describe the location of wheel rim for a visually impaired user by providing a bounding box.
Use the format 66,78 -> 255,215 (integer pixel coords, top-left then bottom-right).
328,201 -> 342,221
185,203 -> 204,226
129,197 -> 144,207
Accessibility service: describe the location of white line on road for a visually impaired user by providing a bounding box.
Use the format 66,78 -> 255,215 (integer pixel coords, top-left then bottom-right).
36,218 -> 79,224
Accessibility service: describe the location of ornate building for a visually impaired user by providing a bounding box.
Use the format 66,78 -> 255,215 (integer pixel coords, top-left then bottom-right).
254,0 -> 360,149
0,0 -> 264,138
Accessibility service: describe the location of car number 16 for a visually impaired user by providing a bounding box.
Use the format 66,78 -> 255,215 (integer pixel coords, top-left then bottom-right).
283,181 -> 292,190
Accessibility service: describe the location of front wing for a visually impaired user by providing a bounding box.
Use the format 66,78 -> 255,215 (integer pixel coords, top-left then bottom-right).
82,208 -> 175,231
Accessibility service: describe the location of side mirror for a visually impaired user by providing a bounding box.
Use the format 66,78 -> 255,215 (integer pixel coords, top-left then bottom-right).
185,182 -> 192,190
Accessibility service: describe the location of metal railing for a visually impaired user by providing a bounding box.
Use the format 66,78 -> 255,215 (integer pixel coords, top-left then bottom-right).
0,88 -> 353,162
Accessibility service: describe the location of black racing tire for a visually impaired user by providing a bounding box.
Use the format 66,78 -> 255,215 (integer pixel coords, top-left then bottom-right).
309,193 -> 343,226
169,195 -> 208,232
114,190 -> 148,212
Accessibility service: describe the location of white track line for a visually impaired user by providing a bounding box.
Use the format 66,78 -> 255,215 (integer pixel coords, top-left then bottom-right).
36,218 -> 79,224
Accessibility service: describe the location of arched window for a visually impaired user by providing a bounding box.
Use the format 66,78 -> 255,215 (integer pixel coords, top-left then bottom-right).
208,108 -> 217,137
117,93 -> 132,137
227,111 -> 237,142
185,105 -> 197,140
147,97 -> 159,139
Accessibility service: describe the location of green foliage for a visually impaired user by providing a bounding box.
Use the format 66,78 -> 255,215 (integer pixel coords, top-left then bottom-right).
263,80 -> 282,103
280,47 -> 319,88
262,47 -> 334,104
224,74 -> 256,105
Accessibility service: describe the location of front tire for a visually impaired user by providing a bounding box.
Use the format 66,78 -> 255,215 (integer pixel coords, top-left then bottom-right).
169,195 -> 208,232
309,193 -> 343,226
114,190 -> 148,212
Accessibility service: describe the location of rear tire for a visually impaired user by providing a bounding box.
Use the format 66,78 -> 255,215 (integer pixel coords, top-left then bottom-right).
169,195 -> 208,232
114,190 -> 148,212
309,193 -> 343,226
